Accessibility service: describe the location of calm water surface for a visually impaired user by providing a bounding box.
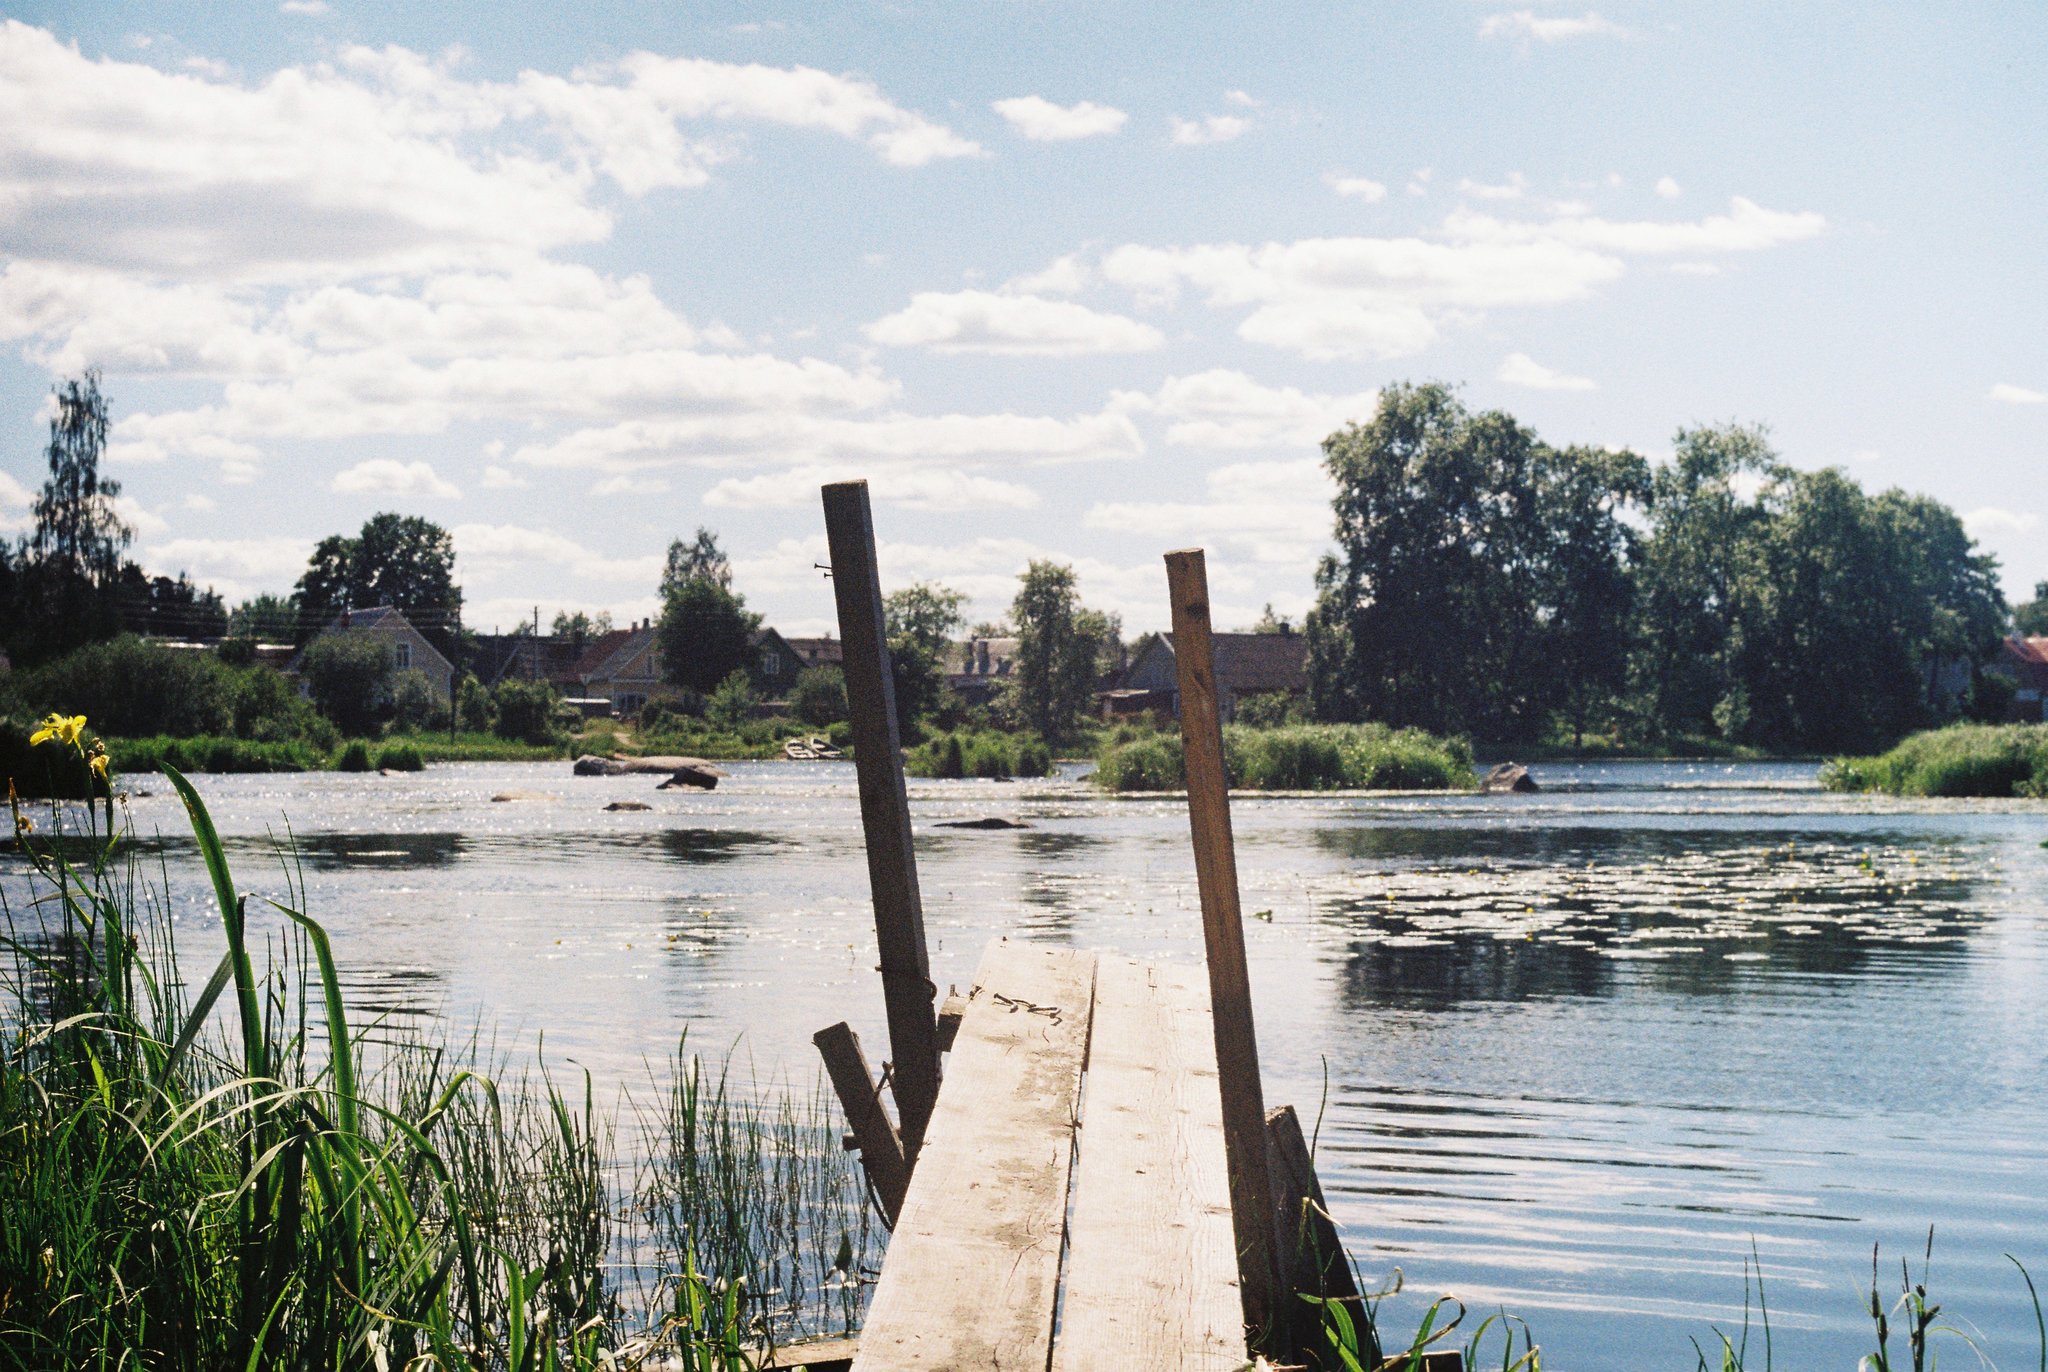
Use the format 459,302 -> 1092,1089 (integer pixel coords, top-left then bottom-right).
12,759 -> 2046,1369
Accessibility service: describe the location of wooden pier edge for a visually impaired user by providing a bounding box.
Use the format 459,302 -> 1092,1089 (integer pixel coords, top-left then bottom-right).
1165,546 -> 1286,1345
820,480 -> 942,1160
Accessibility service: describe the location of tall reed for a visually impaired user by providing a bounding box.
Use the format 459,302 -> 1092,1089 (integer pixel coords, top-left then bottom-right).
1,758 -> 874,1368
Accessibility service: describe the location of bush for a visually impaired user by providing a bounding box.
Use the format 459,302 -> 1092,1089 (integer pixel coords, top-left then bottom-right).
375,741 -> 425,772
335,739 -> 373,772
456,675 -> 495,732
492,679 -> 560,746
300,635 -> 394,737
1092,722 -> 1477,792
1233,690 -> 1308,728
791,666 -> 848,727
1822,723 -> 2048,797
18,636 -> 234,738
109,735 -> 322,774
905,729 -> 1052,780
706,669 -> 757,731
390,669 -> 446,732
230,665 -> 335,747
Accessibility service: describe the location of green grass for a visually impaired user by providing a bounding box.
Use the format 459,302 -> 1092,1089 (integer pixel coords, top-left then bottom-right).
388,730 -> 567,763
905,728 -> 1052,779
1821,723 -> 2048,798
0,766 -> 873,1367
108,734 -> 327,773
1093,722 -> 1477,793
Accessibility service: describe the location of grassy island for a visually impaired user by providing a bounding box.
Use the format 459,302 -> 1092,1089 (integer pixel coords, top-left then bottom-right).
1093,722 -> 1476,793
1822,723 -> 2048,798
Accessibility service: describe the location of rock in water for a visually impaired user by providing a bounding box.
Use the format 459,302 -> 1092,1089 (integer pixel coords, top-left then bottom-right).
605,800 -> 652,812
574,755 -> 626,776
935,817 -> 1033,830
656,762 -> 722,791
1483,762 -> 1539,793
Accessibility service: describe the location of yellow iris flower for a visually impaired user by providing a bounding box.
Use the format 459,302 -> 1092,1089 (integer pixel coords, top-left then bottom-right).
89,754 -> 109,780
29,713 -> 87,749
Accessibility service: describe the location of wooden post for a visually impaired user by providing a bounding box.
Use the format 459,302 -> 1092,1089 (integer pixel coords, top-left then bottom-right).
1266,1103 -> 1363,1362
821,481 -> 942,1158
1165,546 -> 1285,1344
813,1022 -> 910,1223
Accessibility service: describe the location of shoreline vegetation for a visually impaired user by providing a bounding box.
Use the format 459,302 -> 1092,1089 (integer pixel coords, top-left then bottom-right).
1823,723 -> 2048,798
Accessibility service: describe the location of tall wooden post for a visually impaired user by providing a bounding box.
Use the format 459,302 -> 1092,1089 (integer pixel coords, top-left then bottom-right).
822,481 -> 942,1158
1165,546 -> 1284,1343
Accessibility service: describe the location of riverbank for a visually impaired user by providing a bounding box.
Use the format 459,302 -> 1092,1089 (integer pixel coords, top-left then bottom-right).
1822,722 -> 2048,797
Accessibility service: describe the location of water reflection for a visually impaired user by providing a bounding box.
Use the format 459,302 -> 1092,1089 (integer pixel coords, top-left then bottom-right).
286,831 -> 469,871
652,828 -> 785,865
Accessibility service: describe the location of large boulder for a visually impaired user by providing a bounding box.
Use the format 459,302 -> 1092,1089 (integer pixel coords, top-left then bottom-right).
1483,762 -> 1539,793
656,761 -> 725,791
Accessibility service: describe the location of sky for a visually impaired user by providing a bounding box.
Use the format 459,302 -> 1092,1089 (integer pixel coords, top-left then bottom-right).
1,1 -> 2043,639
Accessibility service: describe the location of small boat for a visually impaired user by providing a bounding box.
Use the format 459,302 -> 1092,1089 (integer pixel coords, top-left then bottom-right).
785,738 -> 818,761
806,736 -> 843,760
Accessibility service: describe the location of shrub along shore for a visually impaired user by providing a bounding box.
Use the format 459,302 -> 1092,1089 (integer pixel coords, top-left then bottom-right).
1822,722 -> 2048,798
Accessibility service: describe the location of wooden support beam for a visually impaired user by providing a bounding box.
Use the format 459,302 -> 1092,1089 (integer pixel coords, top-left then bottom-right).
812,1022 -> 910,1224
1165,546 -> 1285,1346
1267,1103 -> 1363,1366
821,480 -> 942,1158
934,992 -> 968,1054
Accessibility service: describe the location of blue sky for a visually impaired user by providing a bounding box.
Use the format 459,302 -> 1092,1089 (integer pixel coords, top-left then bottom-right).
2,1 -> 2042,637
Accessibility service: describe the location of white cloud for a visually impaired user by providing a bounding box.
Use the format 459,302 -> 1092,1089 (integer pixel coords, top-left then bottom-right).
1989,383 -> 2047,405
1002,253 -> 1091,297
1100,197 -> 1824,359
991,95 -> 1127,141
481,464 -> 530,489
1459,172 -> 1528,201
707,465 -> 1041,513
1171,114 -> 1248,146
1962,507 -> 2039,537
279,1 -> 329,14
1086,459 -> 1334,566
1111,370 -> 1379,449
865,290 -> 1163,355
330,458 -> 462,498
138,535 -> 314,600
1479,10 -> 1628,42
1498,351 -> 1597,391
1324,172 -> 1388,202
1655,176 -> 1682,200
453,523 -> 663,583
1223,90 -> 1260,109
183,493 -> 217,511
0,469 -> 33,533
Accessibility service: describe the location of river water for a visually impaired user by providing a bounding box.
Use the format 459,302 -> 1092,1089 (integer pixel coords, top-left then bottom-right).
11,759 -> 2047,1369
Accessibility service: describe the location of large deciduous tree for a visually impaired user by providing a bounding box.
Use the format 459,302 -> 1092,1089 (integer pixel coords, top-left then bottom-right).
292,515 -> 463,655
1010,561 -> 1116,744
5,372 -> 133,664
656,535 -> 759,694
884,581 -> 966,732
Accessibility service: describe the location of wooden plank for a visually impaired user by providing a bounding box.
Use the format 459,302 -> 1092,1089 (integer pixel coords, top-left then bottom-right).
850,941 -> 1095,1372
934,991 -> 968,1053
811,1021 -> 909,1223
1165,546 -> 1285,1344
821,480 -> 942,1157
1054,958 -> 1245,1372
761,1336 -> 859,1370
1266,1103 -> 1364,1367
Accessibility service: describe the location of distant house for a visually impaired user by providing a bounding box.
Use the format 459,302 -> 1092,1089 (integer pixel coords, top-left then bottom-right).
1104,630 -> 1308,724
573,622 -> 658,716
782,636 -> 845,672
750,628 -> 804,698
1988,635 -> 2048,721
293,606 -> 454,697
944,636 -> 1021,707
471,631 -> 587,692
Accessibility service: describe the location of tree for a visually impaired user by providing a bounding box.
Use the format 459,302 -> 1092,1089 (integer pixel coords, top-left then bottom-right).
457,675 -> 496,732
551,609 -> 613,640
2016,582 -> 2048,637
1536,444 -> 1651,746
1250,604 -> 1294,634
390,669 -> 445,732
885,581 -> 967,732
706,668 -> 758,730
299,633 -> 394,737
492,679 -> 559,745
1306,383 -> 1559,740
791,666 -> 849,727
1010,562 -> 1112,743
292,515 -> 463,654
661,527 -> 731,597
6,373 -> 131,664
656,578 -> 759,694
231,593 -> 301,642
116,566 -> 228,639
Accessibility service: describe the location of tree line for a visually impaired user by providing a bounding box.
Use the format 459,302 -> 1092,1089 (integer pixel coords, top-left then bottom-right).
1307,383 -> 2026,753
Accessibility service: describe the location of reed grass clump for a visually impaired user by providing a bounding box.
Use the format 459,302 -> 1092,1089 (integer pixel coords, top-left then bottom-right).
905,729 -> 1052,780
1821,723 -> 2048,798
374,740 -> 425,771
1093,722 -> 1477,793
1,757 -> 874,1368
105,733 -> 325,774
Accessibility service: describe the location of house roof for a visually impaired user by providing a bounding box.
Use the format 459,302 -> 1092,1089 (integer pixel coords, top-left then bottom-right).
571,628 -> 639,682
944,637 -> 1021,676
2002,635 -> 2048,687
1159,632 -> 1307,693
782,636 -> 844,667
292,605 -> 453,676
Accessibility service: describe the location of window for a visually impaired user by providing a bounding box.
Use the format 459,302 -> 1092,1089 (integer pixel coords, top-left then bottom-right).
393,641 -> 411,670
761,649 -> 781,677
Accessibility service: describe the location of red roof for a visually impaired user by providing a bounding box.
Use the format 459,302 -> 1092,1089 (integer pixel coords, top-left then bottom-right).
570,628 -> 636,681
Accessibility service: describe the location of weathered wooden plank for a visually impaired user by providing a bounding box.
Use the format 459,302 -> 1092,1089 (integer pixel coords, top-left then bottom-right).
811,1022 -> 909,1223
1053,958 -> 1245,1372
850,941 -> 1095,1372
1165,546 -> 1284,1342
822,480 -> 942,1156
1267,1103 -> 1364,1368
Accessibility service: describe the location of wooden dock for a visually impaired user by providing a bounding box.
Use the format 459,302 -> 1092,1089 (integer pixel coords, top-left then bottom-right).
811,481 -> 1434,1372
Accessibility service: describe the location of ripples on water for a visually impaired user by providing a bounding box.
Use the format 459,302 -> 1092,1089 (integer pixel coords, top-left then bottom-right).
6,758 -> 2044,1369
